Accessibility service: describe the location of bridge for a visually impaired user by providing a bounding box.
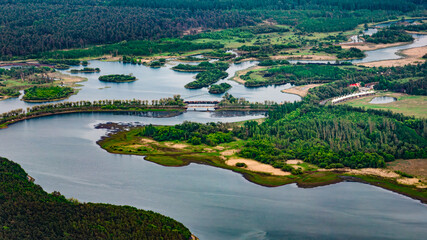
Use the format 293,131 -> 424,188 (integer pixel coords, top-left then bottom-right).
184,100 -> 220,104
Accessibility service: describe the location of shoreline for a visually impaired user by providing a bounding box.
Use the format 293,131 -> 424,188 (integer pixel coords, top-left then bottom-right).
281,84 -> 323,97
97,133 -> 427,203
358,45 -> 427,67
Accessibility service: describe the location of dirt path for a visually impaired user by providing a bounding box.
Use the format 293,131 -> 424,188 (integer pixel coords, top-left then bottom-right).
358,46 -> 427,67
281,84 -> 322,97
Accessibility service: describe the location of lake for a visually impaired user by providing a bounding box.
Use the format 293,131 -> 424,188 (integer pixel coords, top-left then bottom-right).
0,112 -> 426,240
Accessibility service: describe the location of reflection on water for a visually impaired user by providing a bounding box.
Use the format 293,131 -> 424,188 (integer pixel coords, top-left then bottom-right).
369,96 -> 397,104
0,60 -> 300,114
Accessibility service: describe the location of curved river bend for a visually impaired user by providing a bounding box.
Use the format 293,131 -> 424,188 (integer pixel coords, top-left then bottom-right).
0,112 -> 425,240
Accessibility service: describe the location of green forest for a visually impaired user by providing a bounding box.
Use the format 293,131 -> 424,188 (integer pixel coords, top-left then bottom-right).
22,86 -> 75,101
0,157 -> 191,240
0,0 -> 425,58
131,103 -> 427,169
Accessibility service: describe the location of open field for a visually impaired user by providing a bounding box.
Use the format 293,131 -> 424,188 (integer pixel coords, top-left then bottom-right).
341,92 -> 427,118
388,159 -> 427,182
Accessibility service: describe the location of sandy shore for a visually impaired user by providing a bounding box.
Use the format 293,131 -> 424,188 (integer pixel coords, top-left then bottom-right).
319,167 -> 426,188
271,54 -> 337,61
359,46 -> 427,67
226,158 -> 291,176
281,84 -> 322,97
341,42 -> 410,51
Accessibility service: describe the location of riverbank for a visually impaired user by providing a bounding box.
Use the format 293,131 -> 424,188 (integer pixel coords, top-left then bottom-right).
359,45 -> 427,67
341,41 -> 411,51
97,131 -> 427,203
0,107 -> 184,129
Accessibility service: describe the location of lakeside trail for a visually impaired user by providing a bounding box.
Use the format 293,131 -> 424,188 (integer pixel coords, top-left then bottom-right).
358,46 -> 427,67
281,84 -> 323,97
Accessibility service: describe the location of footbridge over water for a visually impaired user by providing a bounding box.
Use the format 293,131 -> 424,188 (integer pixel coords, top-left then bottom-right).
184,100 -> 220,111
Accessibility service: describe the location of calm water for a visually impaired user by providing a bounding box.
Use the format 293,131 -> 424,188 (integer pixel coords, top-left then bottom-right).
0,113 -> 425,240
370,96 -> 397,104
0,60 -> 300,113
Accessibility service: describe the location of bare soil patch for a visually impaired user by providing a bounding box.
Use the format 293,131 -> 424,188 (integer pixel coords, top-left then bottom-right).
388,159 -> 427,181
281,84 -> 322,97
341,42 -> 409,51
226,158 -> 291,176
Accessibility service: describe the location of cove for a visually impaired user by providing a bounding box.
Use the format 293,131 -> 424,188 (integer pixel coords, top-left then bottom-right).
0,112 -> 426,240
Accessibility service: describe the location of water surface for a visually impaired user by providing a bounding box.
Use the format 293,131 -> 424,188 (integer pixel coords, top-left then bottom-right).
0,113 -> 425,240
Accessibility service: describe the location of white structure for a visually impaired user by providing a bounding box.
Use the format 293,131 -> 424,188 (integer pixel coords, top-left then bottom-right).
331,90 -> 376,105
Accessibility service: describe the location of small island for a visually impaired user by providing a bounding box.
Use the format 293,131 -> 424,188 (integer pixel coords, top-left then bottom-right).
70,67 -> 100,73
98,74 -> 137,83
209,82 -> 232,94
22,86 -> 75,102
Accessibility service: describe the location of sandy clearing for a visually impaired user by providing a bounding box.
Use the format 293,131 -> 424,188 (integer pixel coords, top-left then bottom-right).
164,142 -> 188,149
286,160 -> 303,165
226,158 -> 291,176
271,54 -> 337,61
140,138 -> 156,144
348,168 -> 400,178
48,72 -> 86,85
397,177 -> 425,187
281,84 -> 322,97
221,149 -> 239,156
341,42 -> 409,51
358,46 -> 427,67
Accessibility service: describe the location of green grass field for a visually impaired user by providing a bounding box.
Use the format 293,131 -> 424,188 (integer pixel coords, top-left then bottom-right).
342,92 -> 427,118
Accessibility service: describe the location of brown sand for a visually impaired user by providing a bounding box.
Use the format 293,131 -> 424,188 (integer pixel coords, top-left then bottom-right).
359,46 -> 427,67
281,84 -> 322,97
47,72 -> 86,86
286,160 -> 303,165
341,42 -> 409,51
221,149 -> 239,156
226,158 -> 291,176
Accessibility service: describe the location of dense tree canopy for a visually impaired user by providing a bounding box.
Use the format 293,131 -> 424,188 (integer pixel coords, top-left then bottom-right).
0,156 -> 191,239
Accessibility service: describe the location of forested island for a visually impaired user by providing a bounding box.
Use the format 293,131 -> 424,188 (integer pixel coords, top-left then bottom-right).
23,86 -> 75,102
209,83 -> 232,94
99,74 -> 137,83
70,67 -> 100,73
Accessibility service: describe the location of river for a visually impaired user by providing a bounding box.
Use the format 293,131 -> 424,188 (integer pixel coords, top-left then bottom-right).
0,112 -> 426,240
